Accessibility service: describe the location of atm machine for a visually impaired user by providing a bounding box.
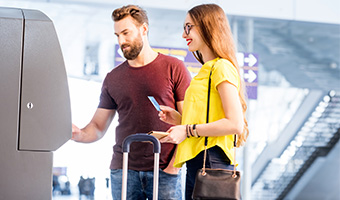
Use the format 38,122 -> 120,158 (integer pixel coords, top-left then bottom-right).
0,7 -> 71,199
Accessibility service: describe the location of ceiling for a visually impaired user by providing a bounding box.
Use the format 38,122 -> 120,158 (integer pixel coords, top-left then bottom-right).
251,17 -> 340,92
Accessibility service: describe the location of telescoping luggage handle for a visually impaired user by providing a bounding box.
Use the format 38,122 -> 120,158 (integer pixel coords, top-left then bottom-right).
122,134 -> 161,200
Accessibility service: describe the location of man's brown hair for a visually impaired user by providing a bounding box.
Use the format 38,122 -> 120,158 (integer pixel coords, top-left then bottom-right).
112,5 -> 148,26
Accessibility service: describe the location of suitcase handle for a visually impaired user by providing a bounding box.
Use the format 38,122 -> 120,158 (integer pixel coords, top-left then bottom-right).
121,134 -> 161,200
122,134 -> 161,153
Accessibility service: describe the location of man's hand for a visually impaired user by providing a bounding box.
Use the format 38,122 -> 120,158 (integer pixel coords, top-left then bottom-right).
71,123 -> 82,141
161,145 -> 181,175
163,164 -> 181,175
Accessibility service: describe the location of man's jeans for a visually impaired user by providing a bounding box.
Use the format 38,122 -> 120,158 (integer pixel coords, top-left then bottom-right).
111,169 -> 182,200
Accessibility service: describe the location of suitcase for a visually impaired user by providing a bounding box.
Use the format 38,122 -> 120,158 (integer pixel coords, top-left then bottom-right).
121,134 -> 161,200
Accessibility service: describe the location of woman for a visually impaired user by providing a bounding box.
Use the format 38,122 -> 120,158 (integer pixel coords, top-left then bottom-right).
159,4 -> 249,199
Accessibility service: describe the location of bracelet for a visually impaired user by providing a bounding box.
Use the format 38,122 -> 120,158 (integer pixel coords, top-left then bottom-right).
193,124 -> 200,137
188,124 -> 194,137
186,124 -> 190,138
191,124 -> 195,137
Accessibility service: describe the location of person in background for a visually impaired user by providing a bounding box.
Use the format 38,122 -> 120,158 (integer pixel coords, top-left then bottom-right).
158,4 -> 249,199
72,5 -> 191,200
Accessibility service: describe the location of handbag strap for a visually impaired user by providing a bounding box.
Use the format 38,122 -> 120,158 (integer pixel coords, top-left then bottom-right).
202,65 -> 238,178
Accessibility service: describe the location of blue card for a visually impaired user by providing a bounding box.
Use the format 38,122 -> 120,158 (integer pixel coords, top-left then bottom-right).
148,96 -> 161,111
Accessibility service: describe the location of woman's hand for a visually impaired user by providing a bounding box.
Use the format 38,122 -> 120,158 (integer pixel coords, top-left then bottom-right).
159,105 -> 182,125
159,125 -> 187,144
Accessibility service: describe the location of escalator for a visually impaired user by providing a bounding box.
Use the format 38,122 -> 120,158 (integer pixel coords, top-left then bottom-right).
251,90 -> 340,200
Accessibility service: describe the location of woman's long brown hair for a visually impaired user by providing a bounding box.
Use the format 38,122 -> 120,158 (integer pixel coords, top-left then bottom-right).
189,4 -> 249,147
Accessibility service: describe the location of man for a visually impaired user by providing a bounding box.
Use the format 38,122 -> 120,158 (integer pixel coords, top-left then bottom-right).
72,5 -> 191,200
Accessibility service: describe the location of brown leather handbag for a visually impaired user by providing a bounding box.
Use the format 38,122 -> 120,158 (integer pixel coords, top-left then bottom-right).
192,66 -> 241,200
192,137 -> 241,200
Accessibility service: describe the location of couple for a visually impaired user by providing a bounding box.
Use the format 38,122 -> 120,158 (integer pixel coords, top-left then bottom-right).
72,4 -> 249,200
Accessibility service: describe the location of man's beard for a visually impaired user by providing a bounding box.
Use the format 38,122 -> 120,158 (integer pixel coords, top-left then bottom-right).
121,36 -> 143,60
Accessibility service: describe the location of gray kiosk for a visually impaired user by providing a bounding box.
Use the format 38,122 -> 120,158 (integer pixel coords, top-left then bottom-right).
0,7 -> 71,199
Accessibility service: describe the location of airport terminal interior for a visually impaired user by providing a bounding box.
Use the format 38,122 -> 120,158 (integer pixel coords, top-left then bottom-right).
0,0 -> 339,199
